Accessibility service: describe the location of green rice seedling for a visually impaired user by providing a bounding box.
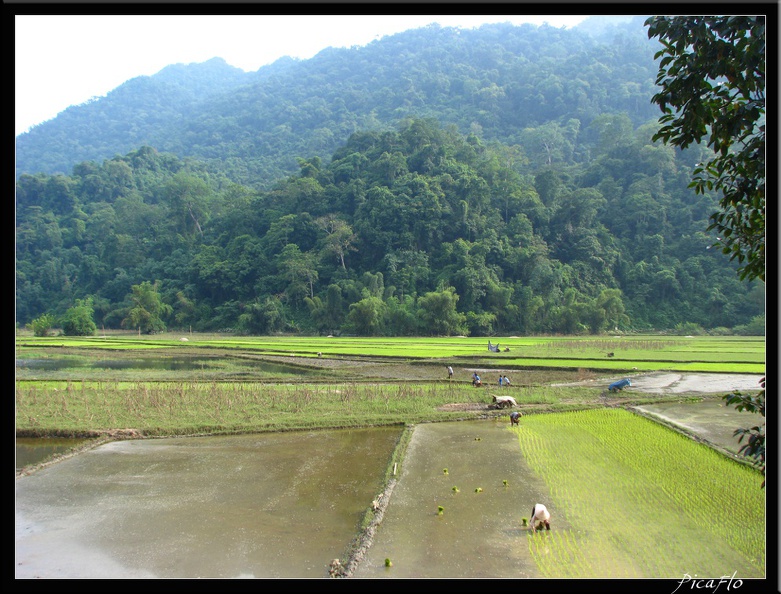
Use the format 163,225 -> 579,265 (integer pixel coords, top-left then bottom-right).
503,480 -> 508,486
437,506 -> 444,515
452,486 -> 459,493
385,558 -> 393,567
517,408 -> 765,578
442,468 -> 448,475
474,487 -> 482,493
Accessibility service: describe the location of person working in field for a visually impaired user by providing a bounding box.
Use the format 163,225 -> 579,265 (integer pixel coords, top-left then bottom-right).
472,372 -> 482,387
447,365 -> 454,380
530,503 -> 551,533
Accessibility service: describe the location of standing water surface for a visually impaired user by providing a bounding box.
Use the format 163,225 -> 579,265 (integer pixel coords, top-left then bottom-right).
16,427 -> 401,578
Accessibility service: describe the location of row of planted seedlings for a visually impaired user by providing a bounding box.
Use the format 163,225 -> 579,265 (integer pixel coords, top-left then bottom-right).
514,408 -> 765,579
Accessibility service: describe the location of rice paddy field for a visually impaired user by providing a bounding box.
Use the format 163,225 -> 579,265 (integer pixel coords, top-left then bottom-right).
15,332 -> 766,374
518,408 -> 765,578
16,332 -> 768,580
15,332 -> 765,437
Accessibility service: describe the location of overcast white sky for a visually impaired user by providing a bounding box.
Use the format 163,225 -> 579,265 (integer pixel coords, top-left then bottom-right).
15,14 -> 591,137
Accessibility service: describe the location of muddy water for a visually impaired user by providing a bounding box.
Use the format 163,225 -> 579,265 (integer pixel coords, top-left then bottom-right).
352,419 -> 552,578
15,428 -> 401,578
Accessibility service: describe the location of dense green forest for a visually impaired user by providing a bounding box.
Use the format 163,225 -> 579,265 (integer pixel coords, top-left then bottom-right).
15,18 -> 765,336
15,119 -> 764,335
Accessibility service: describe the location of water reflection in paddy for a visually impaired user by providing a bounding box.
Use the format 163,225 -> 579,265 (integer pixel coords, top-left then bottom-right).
15,437 -> 93,470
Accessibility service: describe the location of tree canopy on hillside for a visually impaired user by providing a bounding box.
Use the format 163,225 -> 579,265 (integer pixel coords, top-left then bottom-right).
16,118 -> 764,337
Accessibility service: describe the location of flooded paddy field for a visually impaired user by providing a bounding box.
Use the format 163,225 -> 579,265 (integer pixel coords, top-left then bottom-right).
351,419 -> 548,578
15,402 -> 764,579
16,386 -> 765,579
352,405 -> 765,579
15,437 -> 92,470
16,427 -> 401,578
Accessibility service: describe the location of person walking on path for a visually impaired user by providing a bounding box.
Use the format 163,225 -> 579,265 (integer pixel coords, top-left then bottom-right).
503,375 -> 511,387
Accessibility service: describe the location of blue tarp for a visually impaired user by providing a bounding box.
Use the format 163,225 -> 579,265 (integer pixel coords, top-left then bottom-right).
608,378 -> 631,392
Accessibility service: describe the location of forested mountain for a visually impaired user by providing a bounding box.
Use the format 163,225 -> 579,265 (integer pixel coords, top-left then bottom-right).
17,17 -> 661,189
15,18 -> 765,336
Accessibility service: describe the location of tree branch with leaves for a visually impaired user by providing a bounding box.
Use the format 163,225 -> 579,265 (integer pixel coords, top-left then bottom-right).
646,15 -> 765,282
646,15 -> 765,486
